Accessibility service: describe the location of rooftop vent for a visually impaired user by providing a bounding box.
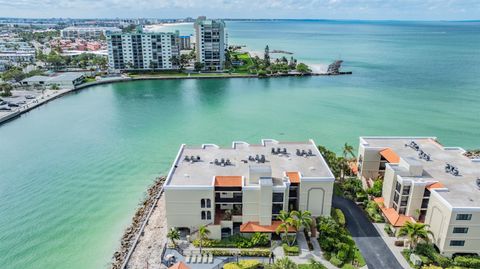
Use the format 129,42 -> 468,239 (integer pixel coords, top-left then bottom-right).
185,155 -> 200,163
405,141 -> 420,151
296,148 -> 314,157
418,150 -> 431,161
445,163 -> 459,176
214,158 -> 232,166
476,178 -> 480,189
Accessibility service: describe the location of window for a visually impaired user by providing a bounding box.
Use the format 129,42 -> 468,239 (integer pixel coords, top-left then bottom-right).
401,196 -> 409,206
456,214 -> 472,221
421,199 -> 429,209
272,204 -> 283,215
399,208 -> 406,215
273,193 -> 284,203
449,240 -> 465,246
201,211 -> 211,220
201,199 -> 211,208
395,182 -> 401,192
453,227 -> 469,234
402,186 -> 411,195
394,192 -> 400,204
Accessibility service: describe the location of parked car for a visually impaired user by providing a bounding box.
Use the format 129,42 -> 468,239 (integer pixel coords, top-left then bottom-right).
25,95 -> 36,99
7,102 -> 19,107
16,100 -> 26,104
0,106 -> 12,111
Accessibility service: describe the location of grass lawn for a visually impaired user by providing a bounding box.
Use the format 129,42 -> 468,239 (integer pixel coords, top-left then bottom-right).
231,52 -> 255,74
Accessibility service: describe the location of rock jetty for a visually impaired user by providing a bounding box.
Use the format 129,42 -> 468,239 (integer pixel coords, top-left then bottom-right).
111,176 -> 166,269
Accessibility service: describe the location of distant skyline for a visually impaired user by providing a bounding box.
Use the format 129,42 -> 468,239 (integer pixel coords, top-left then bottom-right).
0,0 -> 479,20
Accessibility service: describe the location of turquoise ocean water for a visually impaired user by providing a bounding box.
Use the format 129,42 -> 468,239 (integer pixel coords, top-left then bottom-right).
0,20 -> 479,269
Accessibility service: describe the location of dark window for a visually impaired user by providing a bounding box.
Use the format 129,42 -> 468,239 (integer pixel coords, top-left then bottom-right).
395,182 -> 401,192
201,211 -> 206,220
201,199 -> 205,208
423,189 -> 431,197
456,214 -> 472,221
273,193 -> 284,203
449,240 -> 465,246
394,192 -> 400,204
272,204 -> 283,215
399,208 -> 406,215
207,211 -> 211,220
402,186 -> 411,195
206,199 -> 211,208
453,227 -> 469,234
421,199 -> 429,208
401,196 -> 409,206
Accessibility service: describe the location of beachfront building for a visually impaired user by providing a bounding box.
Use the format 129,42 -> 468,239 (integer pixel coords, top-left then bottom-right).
61,26 -> 121,40
194,16 -> 227,71
164,139 -> 334,240
20,72 -> 85,89
106,29 -> 180,71
0,52 -> 35,65
357,137 -> 480,257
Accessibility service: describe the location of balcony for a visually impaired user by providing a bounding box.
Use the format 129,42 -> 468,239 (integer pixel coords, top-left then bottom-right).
215,193 -> 242,203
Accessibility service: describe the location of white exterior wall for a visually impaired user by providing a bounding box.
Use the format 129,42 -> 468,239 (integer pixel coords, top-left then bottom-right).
165,187 -> 214,231
427,191 -> 480,257
299,179 -> 333,217
242,186 -> 261,223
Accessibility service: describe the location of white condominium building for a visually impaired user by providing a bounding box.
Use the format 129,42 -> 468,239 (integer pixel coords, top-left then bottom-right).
61,26 -> 121,40
164,139 -> 334,240
194,16 -> 227,71
357,137 -> 480,257
106,30 -> 180,71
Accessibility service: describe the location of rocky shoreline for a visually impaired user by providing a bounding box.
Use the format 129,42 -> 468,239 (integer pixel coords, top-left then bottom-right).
111,176 -> 166,269
464,149 -> 480,159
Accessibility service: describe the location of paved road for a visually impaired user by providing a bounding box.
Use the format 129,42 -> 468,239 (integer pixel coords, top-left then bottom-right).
332,196 -> 404,269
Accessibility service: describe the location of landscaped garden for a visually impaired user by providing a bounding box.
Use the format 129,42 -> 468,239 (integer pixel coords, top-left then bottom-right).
317,208 -> 366,269
223,257 -> 327,269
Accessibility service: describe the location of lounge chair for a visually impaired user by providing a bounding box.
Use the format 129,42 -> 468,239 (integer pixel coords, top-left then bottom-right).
185,255 -> 191,263
208,254 -> 214,263
192,255 -> 197,263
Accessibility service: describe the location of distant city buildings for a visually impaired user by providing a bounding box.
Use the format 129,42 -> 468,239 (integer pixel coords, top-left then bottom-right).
106,29 -> 180,71
179,35 -> 192,50
194,16 -> 227,71
0,41 -> 36,66
357,137 -> 480,257
61,26 -> 121,40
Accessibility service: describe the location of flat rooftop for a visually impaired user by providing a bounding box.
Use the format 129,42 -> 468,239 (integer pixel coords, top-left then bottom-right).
166,139 -> 334,187
360,137 -> 480,207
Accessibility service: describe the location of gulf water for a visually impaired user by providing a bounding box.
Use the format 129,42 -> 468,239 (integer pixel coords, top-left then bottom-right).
0,20 -> 479,269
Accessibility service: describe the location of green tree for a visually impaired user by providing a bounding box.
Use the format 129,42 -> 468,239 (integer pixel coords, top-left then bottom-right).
194,62 -> 204,72
0,83 -> 13,97
264,45 -> 271,66
1,67 -> 26,82
197,225 -> 210,254
398,222 -> 434,250
296,63 -> 311,74
269,257 -> 297,269
292,210 -> 313,231
167,227 -> 180,248
50,84 -> 59,90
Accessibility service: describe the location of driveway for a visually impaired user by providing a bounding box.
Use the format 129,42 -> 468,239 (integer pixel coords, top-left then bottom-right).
332,196 -> 404,269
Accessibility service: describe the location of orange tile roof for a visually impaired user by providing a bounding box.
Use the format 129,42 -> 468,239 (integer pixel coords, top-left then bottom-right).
374,197 -> 414,227
427,182 -> 445,190
379,148 -> 400,163
286,172 -> 300,183
169,262 -> 190,269
349,162 -> 358,174
214,176 -> 242,187
240,220 -> 296,233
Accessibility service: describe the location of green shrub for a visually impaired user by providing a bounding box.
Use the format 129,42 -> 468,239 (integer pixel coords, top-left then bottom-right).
329,255 -> 344,267
251,232 -> 270,247
205,248 -> 270,257
224,263 -> 242,269
239,260 -> 261,269
341,264 -> 355,269
283,243 -> 300,256
323,252 -> 332,261
354,249 -> 366,267
454,255 -> 480,268
332,208 -> 346,227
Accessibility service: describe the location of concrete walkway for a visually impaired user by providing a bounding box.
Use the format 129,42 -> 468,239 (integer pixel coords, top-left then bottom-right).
333,196 -> 404,269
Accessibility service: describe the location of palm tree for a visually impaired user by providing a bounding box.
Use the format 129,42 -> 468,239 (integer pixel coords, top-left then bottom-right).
292,210 -> 313,232
341,143 -> 355,181
197,225 -> 210,254
276,210 -> 293,245
270,257 -> 298,269
398,221 -> 434,250
167,227 -> 180,248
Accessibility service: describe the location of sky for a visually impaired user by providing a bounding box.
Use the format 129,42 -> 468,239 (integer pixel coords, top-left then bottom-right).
0,0 -> 479,20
